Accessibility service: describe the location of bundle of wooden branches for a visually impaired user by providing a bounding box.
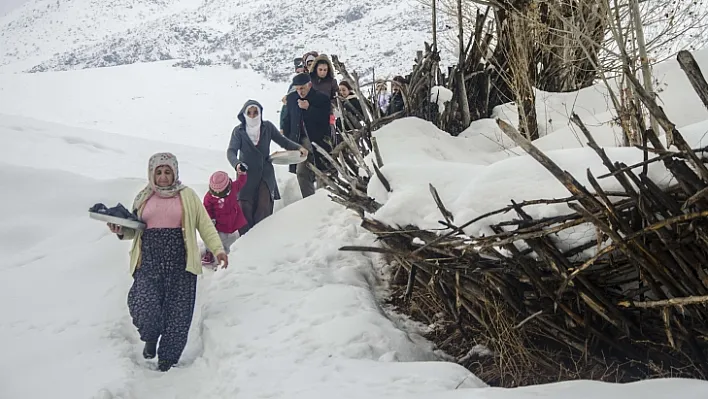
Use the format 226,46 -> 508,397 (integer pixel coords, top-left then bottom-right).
317,51 -> 708,386
330,48 -> 442,132
330,3 -> 606,138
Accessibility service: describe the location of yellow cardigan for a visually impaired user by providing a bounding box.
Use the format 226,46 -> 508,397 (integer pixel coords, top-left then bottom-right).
120,187 -> 225,275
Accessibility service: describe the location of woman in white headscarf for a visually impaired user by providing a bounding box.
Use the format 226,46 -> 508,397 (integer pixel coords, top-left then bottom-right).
227,100 -> 307,234
106,152 -> 228,372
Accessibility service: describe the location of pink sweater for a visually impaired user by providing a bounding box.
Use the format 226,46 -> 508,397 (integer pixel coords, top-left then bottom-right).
142,194 -> 183,229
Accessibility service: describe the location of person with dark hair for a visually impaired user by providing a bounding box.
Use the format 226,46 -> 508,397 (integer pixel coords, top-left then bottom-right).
337,81 -> 364,130
308,54 -> 339,144
282,72 -> 332,198
309,55 -> 339,102
387,76 -> 407,116
294,57 -> 306,74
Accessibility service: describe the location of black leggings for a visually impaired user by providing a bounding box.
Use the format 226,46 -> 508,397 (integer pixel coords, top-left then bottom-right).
238,180 -> 273,235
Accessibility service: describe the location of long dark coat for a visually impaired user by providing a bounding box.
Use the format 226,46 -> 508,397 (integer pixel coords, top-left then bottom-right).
282,87 -> 332,173
227,100 -> 301,201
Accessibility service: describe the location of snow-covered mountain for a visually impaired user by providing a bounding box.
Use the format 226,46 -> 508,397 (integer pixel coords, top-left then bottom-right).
0,0 -> 442,80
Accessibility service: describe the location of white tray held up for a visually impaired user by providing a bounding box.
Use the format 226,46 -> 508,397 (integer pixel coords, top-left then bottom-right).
269,150 -> 307,165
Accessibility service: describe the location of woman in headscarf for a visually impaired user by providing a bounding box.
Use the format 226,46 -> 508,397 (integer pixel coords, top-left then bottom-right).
106,152 -> 227,372
227,100 -> 306,233
303,51 -> 319,71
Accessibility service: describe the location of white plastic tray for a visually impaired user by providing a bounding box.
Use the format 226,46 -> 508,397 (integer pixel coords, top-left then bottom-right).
89,212 -> 147,231
270,150 -> 307,165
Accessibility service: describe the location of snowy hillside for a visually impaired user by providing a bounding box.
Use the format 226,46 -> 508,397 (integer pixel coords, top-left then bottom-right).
0,0 -> 442,79
2,59 -> 708,397
0,61 -> 285,150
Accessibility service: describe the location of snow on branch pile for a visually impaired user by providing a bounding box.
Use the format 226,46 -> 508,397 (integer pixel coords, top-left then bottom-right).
324,51 -> 708,386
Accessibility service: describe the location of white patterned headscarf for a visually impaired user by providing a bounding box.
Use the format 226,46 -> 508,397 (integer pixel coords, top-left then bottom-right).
243,105 -> 262,144
132,152 -> 187,211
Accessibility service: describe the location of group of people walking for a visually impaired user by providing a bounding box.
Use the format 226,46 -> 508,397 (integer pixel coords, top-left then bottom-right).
277,51 -> 408,197
105,50 -> 374,372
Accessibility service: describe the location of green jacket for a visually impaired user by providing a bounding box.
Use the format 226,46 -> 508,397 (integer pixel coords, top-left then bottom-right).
120,187 -> 225,275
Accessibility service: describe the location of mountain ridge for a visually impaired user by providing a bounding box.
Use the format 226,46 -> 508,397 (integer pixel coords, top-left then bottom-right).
1,0 -> 445,80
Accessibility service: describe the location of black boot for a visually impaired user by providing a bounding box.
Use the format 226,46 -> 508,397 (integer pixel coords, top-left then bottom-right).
142,341 -> 157,359
158,360 -> 174,372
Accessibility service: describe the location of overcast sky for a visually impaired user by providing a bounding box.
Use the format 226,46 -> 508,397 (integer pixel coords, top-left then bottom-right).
0,0 -> 30,17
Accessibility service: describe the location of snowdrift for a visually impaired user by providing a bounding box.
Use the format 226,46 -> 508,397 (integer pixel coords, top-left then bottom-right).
2,50 -> 708,397
367,48 -> 708,247
312,41 -> 708,394
0,114 -> 482,398
2,114 -> 704,398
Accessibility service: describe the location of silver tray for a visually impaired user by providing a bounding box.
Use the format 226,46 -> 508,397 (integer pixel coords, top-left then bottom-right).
270,150 -> 307,165
89,212 -> 146,231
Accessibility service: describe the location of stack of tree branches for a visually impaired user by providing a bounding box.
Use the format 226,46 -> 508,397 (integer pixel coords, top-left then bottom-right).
331,49 -> 443,132
316,51 -> 708,386
357,0 -> 611,137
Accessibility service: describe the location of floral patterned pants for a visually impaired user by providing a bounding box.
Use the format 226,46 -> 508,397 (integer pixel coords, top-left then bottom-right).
128,228 -> 197,365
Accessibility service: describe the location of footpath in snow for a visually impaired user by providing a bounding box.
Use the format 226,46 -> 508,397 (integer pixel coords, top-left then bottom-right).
0,114 -> 477,399
2,58 -> 708,398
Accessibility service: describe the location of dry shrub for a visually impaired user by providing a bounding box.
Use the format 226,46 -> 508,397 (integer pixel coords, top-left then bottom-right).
387,267 -> 643,387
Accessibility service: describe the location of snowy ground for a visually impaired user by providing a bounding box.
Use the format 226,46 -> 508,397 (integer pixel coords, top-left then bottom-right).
2,61 -> 708,398
0,112 -> 479,398
0,62 -> 285,150
368,49 -> 708,259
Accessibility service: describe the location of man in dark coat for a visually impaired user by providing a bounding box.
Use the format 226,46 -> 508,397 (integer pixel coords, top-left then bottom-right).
279,57 -> 307,132
282,72 -> 332,199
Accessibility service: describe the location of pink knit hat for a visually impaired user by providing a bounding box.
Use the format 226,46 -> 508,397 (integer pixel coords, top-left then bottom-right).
209,171 -> 231,193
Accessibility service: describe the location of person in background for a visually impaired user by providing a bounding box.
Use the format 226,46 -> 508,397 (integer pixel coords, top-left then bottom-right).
337,81 -> 364,131
107,152 -> 227,372
280,57 -> 307,134
228,100 -> 306,233
201,169 -> 248,267
303,51 -> 318,71
282,73 -> 332,198
309,54 -> 339,102
376,81 -> 391,115
294,57 -> 306,74
387,76 -> 407,116
309,54 -> 339,144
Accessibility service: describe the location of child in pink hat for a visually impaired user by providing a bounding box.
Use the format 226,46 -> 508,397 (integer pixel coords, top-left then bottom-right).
202,166 -> 248,267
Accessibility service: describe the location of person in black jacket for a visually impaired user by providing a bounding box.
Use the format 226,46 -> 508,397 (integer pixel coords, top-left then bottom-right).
337,81 -> 365,131
282,72 -> 332,199
387,75 -> 407,116
279,57 -> 307,133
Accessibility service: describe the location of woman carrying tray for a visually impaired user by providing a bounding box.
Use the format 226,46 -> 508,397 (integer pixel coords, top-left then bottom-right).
106,152 -> 228,372
227,99 -> 307,233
